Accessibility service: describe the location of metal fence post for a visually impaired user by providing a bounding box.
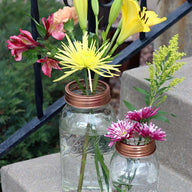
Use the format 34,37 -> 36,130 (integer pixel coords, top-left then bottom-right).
31,0 -> 44,119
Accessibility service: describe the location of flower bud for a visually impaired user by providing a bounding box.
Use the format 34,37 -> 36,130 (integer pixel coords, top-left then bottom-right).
91,0 -> 99,16
108,0 -> 123,25
74,0 -> 87,32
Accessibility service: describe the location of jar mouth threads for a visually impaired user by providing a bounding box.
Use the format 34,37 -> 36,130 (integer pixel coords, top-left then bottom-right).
64,80 -> 111,109
115,140 -> 156,158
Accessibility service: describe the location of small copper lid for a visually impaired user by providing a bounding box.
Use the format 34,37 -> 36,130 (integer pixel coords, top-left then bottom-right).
64,80 -> 111,109
115,140 -> 156,158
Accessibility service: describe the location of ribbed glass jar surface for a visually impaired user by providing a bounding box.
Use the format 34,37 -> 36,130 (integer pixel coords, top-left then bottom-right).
110,141 -> 159,192
59,80 -> 116,192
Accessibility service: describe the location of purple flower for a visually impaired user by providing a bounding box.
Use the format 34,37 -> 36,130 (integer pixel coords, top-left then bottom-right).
125,106 -> 159,122
105,120 -> 135,147
135,122 -> 166,141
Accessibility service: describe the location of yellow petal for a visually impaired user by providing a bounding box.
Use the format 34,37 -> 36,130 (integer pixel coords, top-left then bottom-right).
53,69 -> 79,82
145,10 -> 167,26
55,33 -> 121,81
116,0 -> 166,45
116,0 -> 141,45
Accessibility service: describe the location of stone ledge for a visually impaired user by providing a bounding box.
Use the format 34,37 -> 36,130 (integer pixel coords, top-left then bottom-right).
1,153 -> 192,192
1,153 -> 62,192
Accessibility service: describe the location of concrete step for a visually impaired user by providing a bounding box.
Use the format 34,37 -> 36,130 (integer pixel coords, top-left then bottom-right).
1,152 -> 192,192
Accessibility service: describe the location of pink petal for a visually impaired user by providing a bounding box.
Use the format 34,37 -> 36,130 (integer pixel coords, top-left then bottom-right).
51,31 -> 65,40
19,29 -> 33,39
42,63 -> 52,77
12,49 -> 22,61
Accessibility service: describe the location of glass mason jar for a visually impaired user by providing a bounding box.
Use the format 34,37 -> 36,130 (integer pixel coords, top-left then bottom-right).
59,80 -> 116,192
110,140 -> 159,192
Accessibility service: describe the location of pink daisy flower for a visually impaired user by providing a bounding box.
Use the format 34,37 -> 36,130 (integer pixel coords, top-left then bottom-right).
125,106 -> 159,122
135,122 -> 166,141
105,120 -> 135,147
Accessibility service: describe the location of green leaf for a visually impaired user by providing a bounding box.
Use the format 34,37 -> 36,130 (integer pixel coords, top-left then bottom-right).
24,13 -> 46,38
145,94 -> 150,106
101,30 -> 107,43
36,23 -> 46,38
157,111 -> 169,115
88,32 -> 99,46
123,100 -> 136,111
166,76 -> 173,81
153,114 -> 170,123
97,150 -> 109,191
144,78 -> 150,82
113,184 -> 123,192
171,113 -> 177,118
64,20 -> 74,33
94,151 -> 103,191
157,87 -> 168,94
134,87 -> 149,96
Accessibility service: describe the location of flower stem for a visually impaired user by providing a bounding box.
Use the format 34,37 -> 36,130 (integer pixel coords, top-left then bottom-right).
104,19 -> 122,56
105,27 -> 120,56
109,43 -> 119,56
77,124 -> 90,192
94,145 -> 104,192
84,69 -> 89,95
93,73 -> 99,94
88,69 -> 93,93
74,76 -> 86,95
103,24 -> 111,43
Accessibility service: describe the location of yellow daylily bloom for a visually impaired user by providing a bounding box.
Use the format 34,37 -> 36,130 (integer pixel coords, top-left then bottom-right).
73,0 -> 87,32
116,0 -> 167,45
54,33 -> 121,83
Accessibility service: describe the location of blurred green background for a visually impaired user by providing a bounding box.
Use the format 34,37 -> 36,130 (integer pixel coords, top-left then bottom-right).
0,1 -> 68,189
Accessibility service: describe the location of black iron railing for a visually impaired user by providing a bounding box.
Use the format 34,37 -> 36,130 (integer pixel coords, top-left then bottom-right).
0,0 -> 192,158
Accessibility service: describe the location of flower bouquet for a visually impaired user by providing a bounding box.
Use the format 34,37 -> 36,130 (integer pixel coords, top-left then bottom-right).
7,0 -> 167,191
7,0 -> 166,91
105,34 -> 186,191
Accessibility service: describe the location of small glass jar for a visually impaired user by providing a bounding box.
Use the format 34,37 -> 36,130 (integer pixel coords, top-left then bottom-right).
110,140 -> 159,192
59,80 -> 116,192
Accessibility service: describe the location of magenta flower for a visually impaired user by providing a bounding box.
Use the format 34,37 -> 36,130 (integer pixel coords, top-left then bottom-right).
37,57 -> 61,77
135,122 -> 166,141
42,14 -> 65,40
7,29 -> 42,61
125,106 -> 159,122
105,120 -> 135,147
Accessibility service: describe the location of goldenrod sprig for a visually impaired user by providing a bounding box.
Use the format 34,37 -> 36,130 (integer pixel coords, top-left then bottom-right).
147,34 -> 186,107
125,35 -> 186,123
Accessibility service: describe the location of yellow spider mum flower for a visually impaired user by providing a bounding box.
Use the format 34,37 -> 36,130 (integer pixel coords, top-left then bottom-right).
116,0 -> 167,45
54,33 -> 121,84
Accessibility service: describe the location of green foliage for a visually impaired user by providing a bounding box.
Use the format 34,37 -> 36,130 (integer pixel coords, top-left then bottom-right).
123,100 -> 136,111
131,34 -> 186,110
146,34 -> 186,107
0,0 -> 69,182
124,35 -> 186,123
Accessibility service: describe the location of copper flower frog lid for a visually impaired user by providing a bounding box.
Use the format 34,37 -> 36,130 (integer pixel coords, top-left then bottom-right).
115,140 -> 156,158
64,80 -> 111,109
